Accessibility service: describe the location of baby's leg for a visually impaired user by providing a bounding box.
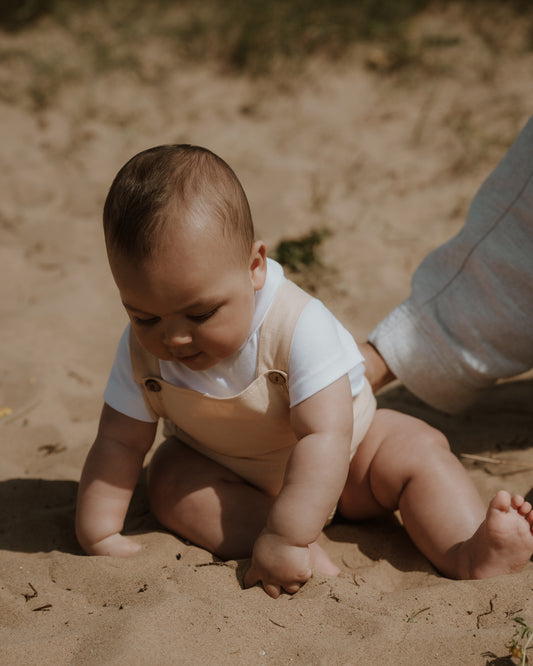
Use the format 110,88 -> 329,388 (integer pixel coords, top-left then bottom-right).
339,409 -> 533,579
147,438 -> 338,574
148,438 -> 269,558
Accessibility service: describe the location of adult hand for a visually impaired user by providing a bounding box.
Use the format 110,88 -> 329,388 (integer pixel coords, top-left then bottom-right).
358,341 -> 396,393
243,529 -> 312,599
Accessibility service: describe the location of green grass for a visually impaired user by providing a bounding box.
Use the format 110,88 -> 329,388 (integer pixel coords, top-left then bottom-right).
2,0 -> 533,76
1,0 -> 532,114
272,228 -> 331,273
270,228 -> 334,294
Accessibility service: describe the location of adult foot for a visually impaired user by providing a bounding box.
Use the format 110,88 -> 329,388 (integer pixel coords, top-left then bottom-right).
465,491 -> 533,579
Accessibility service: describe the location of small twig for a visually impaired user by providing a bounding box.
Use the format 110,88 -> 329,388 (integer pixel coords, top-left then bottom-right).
460,453 -> 533,471
32,604 -> 52,612
477,597 -> 495,629
406,607 -> 430,623
23,583 -> 38,602
269,618 -> 286,628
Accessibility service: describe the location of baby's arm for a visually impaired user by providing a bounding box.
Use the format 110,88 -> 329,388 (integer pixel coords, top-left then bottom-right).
75,403 -> 157,557
244,374 -> 353,597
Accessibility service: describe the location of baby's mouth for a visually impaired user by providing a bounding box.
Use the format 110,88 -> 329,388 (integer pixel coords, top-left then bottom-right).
174,351 -> 202,363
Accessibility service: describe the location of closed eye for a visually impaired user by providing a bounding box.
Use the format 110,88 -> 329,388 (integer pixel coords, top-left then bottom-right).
188,307 -> 218,323
133,316 -> 160,326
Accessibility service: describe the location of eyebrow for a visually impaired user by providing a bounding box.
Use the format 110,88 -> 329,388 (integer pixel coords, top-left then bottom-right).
122,302 -> 154,316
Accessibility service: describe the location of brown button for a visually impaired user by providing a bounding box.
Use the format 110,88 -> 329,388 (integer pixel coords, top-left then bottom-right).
268,371 -> 286,385
145,379 -> 162,392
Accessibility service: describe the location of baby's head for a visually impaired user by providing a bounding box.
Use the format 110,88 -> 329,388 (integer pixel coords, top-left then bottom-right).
103,144 -> 254,266
103,145 -> 267,370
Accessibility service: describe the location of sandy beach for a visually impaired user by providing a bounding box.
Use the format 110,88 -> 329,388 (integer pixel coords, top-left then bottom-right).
1,5 -> 533,664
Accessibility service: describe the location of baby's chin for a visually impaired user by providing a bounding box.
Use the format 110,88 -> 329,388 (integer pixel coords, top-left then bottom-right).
169,351 -> 221,372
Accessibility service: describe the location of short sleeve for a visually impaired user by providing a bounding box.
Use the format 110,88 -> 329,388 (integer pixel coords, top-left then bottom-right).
103,325 -> 158,422
288,299 -> 365,407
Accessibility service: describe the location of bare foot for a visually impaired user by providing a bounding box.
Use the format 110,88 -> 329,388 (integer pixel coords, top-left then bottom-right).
309,541 -> 340,576
463,491 -> 533,579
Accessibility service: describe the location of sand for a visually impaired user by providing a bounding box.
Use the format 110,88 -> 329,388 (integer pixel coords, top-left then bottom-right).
1,6 -> 532,664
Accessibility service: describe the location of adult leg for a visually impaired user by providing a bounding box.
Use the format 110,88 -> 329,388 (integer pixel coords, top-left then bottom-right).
339,409 -> 533,579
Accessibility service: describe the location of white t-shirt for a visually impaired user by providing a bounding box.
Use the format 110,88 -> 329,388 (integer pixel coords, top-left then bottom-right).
104,259 -> 365,422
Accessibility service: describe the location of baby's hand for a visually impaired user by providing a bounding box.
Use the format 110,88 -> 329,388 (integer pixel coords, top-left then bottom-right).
83,533 -> 141,558
244,529 -> 312,598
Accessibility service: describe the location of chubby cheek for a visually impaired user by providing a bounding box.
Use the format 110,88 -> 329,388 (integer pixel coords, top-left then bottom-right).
131,325 -> 171,361
219,335 -> 246,358
199,314 -> 251,360
194,328 -> 238,359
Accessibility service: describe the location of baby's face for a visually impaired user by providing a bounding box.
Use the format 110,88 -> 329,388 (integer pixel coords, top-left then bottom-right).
110,225 -> 266,371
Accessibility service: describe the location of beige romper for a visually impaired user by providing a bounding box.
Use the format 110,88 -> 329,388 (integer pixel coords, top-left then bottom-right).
129,280 -> 376,499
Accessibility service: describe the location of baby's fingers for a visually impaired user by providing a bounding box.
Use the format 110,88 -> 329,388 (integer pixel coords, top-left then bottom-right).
283,581 -> 304,595
263,582 -> 282,599
243,562 -> 260,589
244,564 -> 289,598
244,567 -> 279,598
266,577 -> 308,597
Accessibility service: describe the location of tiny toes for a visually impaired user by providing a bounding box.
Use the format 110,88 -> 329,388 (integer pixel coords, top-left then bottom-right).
511,495 -> 525,509
518,501 -> 532,516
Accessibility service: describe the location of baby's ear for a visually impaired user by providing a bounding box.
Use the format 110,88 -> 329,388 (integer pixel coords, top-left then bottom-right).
250,241 -> 267,291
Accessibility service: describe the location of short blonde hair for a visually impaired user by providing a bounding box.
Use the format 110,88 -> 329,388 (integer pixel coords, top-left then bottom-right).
103,145 -> 254,262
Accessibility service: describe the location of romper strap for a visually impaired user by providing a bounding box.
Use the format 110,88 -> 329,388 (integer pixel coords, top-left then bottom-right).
129,326 -> 163,420
256,280 -> 312,377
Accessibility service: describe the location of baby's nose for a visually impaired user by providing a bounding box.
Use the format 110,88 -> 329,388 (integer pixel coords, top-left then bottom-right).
163,320 -> 192,346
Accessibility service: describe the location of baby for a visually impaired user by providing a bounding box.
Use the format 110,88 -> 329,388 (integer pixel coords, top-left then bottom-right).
76,145 -> 533,598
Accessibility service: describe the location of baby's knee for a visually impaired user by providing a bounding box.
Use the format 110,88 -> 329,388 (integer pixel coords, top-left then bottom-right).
147,473 -> 202,534
414,424 -> 450,455
405,425 -> 452,474
376,422 -> 451,476
147,454 -> 224,537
